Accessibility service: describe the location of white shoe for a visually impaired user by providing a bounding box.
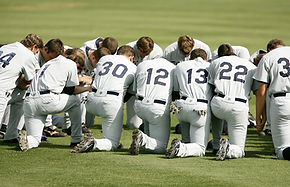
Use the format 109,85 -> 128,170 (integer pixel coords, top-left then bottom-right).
216,138 -> 229,161
19,130 -> 29,152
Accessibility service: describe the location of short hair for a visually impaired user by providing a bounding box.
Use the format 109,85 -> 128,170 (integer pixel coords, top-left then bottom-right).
178,35 -> 194,56
190,48 -> 207,61
218,43 -> 236,57
266,39 -> 285,52
253,53 -> 266,66
136,36 -> 154,56
65,48 -> 86,70
20,33 -> 43,49
117,45 -> 135,57
92,47 -> 111,62
45,39 -> 64,56
102,37 -> 118,54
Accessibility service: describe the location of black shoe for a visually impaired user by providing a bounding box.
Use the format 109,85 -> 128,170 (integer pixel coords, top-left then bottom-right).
70,142 -> 81,147
43,125 -> 67,137
62,127 -> 71,136
175,124 -> 181,134
3,138 -> 18,143
264,129 -> 272,136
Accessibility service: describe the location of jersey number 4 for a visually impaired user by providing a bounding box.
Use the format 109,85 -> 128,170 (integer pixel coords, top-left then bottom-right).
0,51 -> 16,68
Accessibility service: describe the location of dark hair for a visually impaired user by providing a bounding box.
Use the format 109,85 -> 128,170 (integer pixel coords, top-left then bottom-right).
20,33 -> 43,49
266,39 -> 285,52
102,37 -> 118,54
45,39 -> 64,56
253,53 -> 266,66
136,36 -> 154,56
117,45 -> 135,57
92,47 -> 111,62
190,48 -> 207,61
218,43 -> 236,57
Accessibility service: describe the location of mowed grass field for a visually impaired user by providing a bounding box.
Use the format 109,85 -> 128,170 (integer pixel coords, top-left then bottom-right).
1,0 -> 290,186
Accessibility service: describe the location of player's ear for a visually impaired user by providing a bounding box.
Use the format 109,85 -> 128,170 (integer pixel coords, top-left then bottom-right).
128,55 -> 134,62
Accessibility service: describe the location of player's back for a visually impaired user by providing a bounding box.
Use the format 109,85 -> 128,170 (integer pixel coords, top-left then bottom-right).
0,42 -> 36,91
257,46 -> 290,95
209,55 -> 256,100
29,55 -> 79,94
175,58 -> 211,100
93,55 -> 136,95
135,58 -> 175,102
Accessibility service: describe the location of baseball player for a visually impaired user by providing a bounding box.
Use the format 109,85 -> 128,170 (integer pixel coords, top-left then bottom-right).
251,39 -> 285,137
163,35 -> 212,65
129,57 -> 176,155
72,45 -> 136,153
166,49 -> 212,158
126,36 -> 164,129
19,39 -> 91,151
209,44 -> 257,160
0,34 -> 43,138
254,46 -> 290,160
78,37 -> 118,128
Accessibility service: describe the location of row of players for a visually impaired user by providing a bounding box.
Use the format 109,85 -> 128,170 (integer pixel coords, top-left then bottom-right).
0,34 -> 289,160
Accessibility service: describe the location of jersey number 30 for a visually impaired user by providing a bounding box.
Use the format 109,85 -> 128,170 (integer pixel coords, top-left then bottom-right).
278,58 -> 290,77
0,51 -> 16,68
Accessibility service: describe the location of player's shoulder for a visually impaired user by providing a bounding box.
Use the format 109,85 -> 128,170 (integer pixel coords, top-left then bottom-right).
164,41 -> 178,52
126,41 -> 137,48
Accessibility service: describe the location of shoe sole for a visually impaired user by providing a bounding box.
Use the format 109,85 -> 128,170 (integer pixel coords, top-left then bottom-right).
216,138 -> 229,161
19,130 -> 28,152
129,130 -> 141,155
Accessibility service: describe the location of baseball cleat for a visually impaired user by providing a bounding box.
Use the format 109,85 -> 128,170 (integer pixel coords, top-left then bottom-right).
71,132 -> 95,153
216,138 -> 229,161
43,125 -> 67,137
264,129 -> 272,136
19,130 -> 29,152
248,112 -> 256,128
166,138 -> 181,159
129,129 -> 143,155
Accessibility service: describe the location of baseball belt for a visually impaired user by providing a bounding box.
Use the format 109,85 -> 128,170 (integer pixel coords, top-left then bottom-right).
92,88 -> 119,96
273,92 -> 288,98
180,96 -> 208,104
25,90 -> 51,97
137,96 -> 166,105
215,93 -> 247,103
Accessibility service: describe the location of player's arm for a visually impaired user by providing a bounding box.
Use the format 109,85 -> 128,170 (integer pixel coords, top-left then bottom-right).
17,74 -> 32,90
255,81 -> 267,132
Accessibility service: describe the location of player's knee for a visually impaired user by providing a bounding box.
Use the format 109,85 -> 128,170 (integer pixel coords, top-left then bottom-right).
282,147 -> 290,160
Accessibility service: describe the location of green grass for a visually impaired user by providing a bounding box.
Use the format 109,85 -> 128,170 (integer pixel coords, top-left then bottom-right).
1,0 -> 290,186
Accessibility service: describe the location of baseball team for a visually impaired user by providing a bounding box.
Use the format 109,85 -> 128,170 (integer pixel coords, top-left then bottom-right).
0,34 -> 289,161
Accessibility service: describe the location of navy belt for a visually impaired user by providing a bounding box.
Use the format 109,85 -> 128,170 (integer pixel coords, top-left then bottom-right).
137,96 -> 166,105
181,96 -> 208,104
215,93 -> 247,103
92,88 -> 119,96
273,92 -> 288,97
26,90 -> 50,97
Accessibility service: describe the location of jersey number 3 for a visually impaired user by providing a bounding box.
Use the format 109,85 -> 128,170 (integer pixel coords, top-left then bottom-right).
0,51 -> 16,68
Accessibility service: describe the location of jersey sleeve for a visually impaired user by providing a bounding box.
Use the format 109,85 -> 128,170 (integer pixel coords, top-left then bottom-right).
23,55 -> 38,81
173,67 -> 179,92
65,62 -> 79,87
253,57 -> 269,84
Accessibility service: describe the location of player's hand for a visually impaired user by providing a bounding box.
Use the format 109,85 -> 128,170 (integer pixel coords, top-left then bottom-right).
79,75 -> 92,85
256,117 -> 266,133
